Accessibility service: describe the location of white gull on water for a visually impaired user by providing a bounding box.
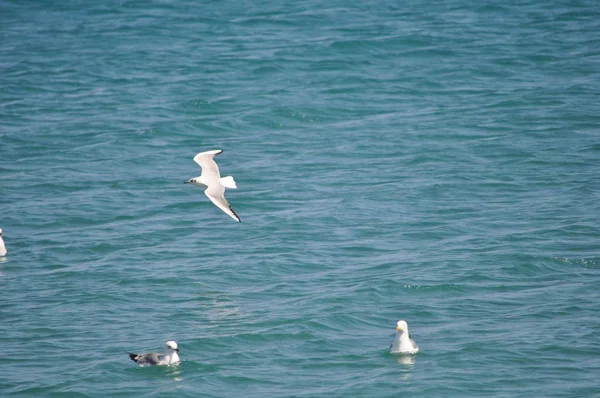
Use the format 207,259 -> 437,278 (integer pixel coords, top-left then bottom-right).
390,320 -> 419,354
185,149 -> 241,222
0,228 -> 6,257
128,340 -> 180,366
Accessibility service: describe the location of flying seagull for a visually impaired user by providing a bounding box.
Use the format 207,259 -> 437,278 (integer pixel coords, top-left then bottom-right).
185,149 -> 241,222
128,340 -> 180,366
389,320 -> 419,354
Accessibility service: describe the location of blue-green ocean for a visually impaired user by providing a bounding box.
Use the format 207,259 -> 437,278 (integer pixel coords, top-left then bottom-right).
1,1 -> 599,396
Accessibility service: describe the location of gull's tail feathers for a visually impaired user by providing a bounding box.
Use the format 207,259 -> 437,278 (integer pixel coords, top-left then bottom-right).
220,176 -> 237,189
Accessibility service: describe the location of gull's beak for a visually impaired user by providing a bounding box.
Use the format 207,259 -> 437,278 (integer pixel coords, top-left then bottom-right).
184,181 -> 190,184
175,348 -> 179,352
397,326 -> 403,332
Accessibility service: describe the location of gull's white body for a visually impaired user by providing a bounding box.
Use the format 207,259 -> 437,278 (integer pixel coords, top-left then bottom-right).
186,149 -> 240,222
128,340 -> 180,366
390,320 -> 419,354
0,228 -> 6,257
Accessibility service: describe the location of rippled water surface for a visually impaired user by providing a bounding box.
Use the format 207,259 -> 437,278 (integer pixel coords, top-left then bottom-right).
1,0 -> 599,396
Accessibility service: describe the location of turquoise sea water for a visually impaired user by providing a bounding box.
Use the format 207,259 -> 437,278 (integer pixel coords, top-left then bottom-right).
1,0 -> 599,396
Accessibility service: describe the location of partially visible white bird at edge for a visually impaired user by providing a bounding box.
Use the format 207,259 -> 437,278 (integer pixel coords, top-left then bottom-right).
0,228 -> 7,257
128,340 -> 180,366
185,149 -> 241,222
390,320 -> 419,354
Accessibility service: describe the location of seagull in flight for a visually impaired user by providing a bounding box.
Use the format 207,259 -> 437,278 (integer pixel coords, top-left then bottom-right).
185,149 -> 241,222
128,340 -> 181,366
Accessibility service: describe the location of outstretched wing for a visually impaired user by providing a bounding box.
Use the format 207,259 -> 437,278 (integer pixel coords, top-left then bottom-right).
204,185 -> 241,222
193,150 -> 223,181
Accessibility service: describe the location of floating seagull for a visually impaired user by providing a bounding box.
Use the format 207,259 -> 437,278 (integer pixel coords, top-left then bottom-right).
390,320 -> 419,354
185,149 -> 241,223
128,340 -> 180,366
0,228 -> 6,257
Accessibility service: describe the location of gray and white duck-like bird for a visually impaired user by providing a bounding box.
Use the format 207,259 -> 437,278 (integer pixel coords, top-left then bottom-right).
128,340 -> 180,366
0,228 -> 7,257
185,149 -> 240,222
390,320 -> 419,354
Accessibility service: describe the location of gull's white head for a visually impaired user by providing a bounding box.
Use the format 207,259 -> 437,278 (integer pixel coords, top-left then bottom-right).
184,177 -> 207,189
165,340 -> 179,352
396,320 -> 409,333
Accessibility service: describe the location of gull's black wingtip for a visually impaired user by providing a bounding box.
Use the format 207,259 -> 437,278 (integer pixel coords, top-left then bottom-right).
230,206 -> 241,223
